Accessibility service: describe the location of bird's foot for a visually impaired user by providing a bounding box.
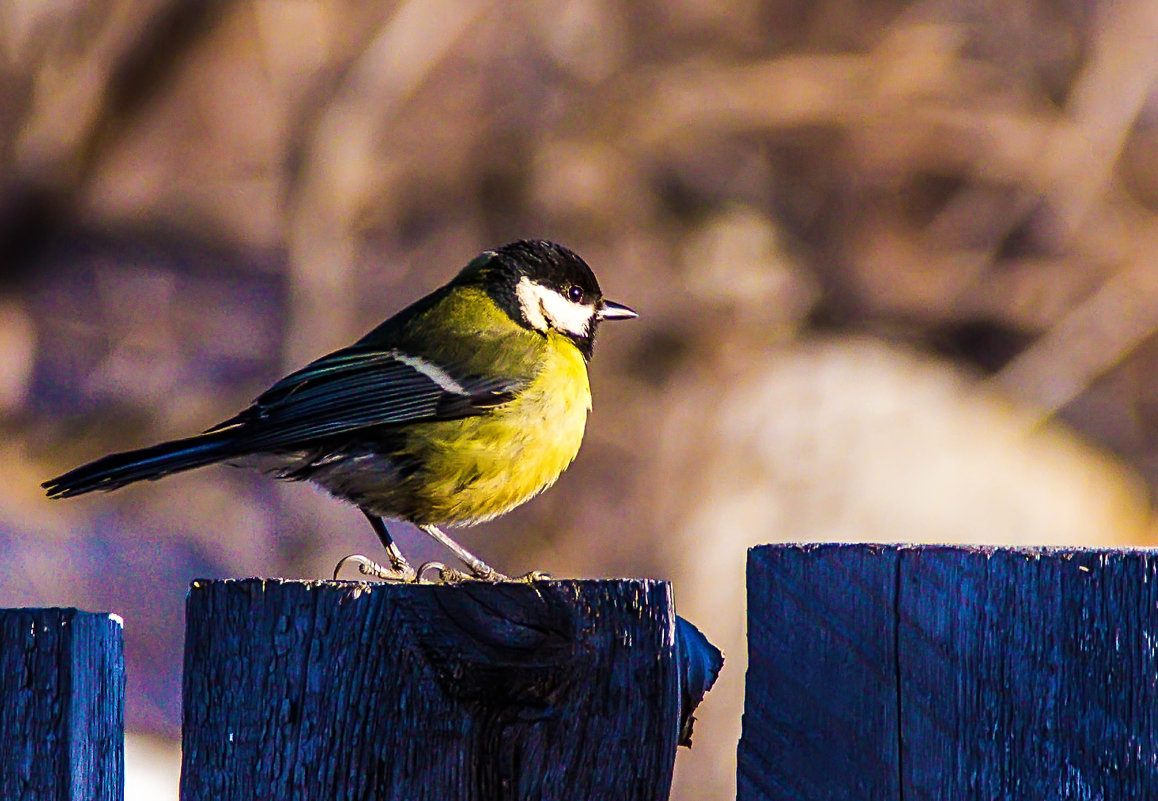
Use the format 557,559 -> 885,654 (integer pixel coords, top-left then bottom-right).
446,565 -> 550,583
414,525 -> 516,583
333,553 -> 417,583
417,560 -> 511,583
332,552 -> 550,585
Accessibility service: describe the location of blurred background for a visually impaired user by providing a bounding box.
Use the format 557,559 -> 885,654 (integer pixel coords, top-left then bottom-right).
6,0 -> 1158,797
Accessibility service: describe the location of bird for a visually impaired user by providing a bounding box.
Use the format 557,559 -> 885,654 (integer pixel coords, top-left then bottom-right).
43,240 -> 637,582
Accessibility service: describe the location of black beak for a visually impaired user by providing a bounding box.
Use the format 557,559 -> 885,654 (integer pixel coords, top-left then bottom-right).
598,300 -> 638,321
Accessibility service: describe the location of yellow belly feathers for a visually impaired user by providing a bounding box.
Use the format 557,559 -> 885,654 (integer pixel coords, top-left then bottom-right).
402,330 -> 591,526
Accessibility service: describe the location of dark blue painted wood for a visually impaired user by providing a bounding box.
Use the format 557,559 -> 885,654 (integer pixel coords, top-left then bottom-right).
738,544 -> 900,801
0,608 -> 125,801
739,544 -> 1158,800
180,578 -> 712,801
674,616 -> 723,747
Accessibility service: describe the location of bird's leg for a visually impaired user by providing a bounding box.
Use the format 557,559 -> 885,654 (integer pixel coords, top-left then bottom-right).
331,511 -> 417,582
418,524 -> 508,581
362,511 -> 414,574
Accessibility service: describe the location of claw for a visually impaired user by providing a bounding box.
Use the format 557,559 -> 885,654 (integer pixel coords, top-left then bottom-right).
414,561 -> 467,584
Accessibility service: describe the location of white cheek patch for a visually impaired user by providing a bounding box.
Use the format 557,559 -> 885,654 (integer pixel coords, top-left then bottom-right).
515,277 -> 596,338
515,277 -> 549,332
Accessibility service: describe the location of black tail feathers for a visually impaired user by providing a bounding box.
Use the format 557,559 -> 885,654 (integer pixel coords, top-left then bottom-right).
43,433 -> 241,499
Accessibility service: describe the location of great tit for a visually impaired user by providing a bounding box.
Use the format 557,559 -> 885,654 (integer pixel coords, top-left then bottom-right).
43,240 -> 637,581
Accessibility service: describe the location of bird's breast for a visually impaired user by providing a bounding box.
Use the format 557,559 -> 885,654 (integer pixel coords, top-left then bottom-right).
395,334 -> 592,526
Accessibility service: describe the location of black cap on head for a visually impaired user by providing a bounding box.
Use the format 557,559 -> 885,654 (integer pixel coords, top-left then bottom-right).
491,240 -> 602,300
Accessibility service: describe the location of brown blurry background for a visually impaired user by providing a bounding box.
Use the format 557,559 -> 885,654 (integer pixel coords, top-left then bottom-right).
6,0 -> 1158,798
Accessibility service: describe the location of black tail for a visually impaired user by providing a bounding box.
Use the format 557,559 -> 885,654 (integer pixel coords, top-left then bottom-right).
43,432 -> 242,498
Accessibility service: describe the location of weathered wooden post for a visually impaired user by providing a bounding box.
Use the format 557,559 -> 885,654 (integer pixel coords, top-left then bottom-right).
180,578 -> 720,801
0,608 -> 125,801
739,544 -> 1158,800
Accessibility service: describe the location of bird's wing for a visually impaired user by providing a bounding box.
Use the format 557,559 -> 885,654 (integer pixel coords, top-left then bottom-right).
207,347 -> 525,449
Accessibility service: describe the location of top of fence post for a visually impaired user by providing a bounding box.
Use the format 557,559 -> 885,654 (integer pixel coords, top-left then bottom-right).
740,543 -> 1158,800
180,577 -> 719,801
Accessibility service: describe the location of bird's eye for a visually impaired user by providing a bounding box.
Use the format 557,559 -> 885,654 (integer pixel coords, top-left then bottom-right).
567,285 -> 583,302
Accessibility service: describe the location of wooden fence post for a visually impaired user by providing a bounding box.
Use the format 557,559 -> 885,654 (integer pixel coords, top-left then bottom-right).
180,578 -> 719,801
0,608 -> 125,801
738,543 -> 1158,800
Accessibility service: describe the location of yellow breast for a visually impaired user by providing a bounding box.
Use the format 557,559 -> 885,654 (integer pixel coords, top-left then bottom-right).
404,331 -> 592,526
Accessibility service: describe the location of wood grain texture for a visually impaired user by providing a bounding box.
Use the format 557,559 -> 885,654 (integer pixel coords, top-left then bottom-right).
738,544 -> 900,801
0,608 -> 125,801
739,544 -> 1158,800
179,578 -> 684,801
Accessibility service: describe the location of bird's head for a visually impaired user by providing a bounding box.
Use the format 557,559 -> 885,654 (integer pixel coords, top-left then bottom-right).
459,240 -> 637,359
